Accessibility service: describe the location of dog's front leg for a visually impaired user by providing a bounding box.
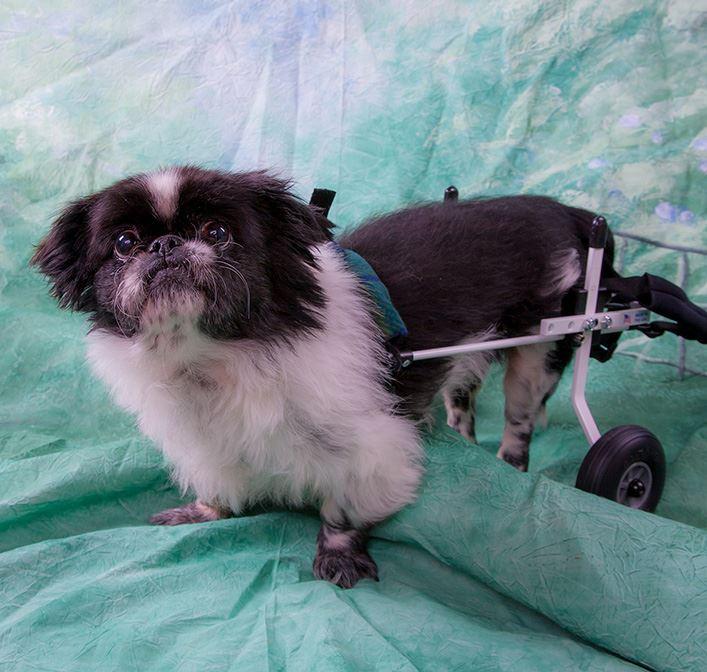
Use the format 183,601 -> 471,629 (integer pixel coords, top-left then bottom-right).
149,459 -> 252,526
313,500 -> 378,588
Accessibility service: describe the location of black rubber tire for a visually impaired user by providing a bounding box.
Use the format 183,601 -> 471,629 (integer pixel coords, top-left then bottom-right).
575,425 -> 666,512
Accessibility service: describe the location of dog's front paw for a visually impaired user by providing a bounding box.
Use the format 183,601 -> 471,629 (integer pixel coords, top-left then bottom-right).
150,501 -> 229,525
313,548 -> 379,588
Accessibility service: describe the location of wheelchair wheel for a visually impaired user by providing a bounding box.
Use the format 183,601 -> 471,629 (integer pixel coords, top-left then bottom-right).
575,425 -> 666,512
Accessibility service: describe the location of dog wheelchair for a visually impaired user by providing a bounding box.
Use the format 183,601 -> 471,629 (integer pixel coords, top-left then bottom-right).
310,187 -> 707,513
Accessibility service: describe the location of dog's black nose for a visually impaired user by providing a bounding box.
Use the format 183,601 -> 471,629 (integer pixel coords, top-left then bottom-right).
149,235 -> 183,257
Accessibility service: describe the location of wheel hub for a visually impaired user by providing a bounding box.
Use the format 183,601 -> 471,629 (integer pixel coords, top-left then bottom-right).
627,479 -> 645,498
616,462 -> 652,508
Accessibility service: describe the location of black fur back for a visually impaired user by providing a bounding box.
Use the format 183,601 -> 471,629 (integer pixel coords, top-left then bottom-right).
339,195 -> 617,417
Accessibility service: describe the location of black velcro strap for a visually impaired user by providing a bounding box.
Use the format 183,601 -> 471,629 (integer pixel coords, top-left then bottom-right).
309,188 -> 336,218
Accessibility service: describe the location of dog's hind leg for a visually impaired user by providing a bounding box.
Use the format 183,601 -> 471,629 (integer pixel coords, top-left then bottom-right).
442,351 -> 492,444
497,340 -> 573,471
443,383 -> 482,443
536,337 -> 574,429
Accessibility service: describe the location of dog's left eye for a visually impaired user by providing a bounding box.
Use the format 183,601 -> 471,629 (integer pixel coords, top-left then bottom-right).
201,223 -> 229,242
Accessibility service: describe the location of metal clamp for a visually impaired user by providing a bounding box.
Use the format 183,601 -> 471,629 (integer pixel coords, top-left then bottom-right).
540,306 -> 650,337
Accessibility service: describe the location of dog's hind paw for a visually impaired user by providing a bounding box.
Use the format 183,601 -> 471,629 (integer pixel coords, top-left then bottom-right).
497,447 -> 529,472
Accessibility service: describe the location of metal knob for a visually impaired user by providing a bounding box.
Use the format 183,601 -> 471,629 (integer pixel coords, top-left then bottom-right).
444,186 -> 459,202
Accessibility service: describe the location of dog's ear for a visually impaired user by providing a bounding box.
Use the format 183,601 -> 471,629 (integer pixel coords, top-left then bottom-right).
31,195 -> 97,311
248,172 -> 334,248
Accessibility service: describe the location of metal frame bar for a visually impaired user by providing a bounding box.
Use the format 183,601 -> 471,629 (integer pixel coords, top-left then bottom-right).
570,244 -> 604,444
402,333 -> 562,362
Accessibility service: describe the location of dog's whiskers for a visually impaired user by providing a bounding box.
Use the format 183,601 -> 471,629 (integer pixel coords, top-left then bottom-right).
214,259 -> 251,320
111,267 -> 142,337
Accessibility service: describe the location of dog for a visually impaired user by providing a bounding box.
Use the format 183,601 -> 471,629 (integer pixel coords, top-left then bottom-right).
32,166 -> 616,588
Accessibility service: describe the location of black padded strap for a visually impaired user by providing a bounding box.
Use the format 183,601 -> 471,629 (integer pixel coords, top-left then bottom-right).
605,273 -> 707,343
309,188 -> 336,217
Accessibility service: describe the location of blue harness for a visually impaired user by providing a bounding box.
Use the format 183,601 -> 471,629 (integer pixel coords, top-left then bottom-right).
309,188 -> 408,342
332,243 -> 408,341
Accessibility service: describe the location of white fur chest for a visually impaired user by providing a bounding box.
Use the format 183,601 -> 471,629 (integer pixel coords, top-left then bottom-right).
85,244 -> 404,514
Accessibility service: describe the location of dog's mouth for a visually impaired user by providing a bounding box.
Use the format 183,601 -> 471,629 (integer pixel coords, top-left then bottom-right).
140,261 -> 205,322
144,261 -> 194,289
137,262 -> 205,328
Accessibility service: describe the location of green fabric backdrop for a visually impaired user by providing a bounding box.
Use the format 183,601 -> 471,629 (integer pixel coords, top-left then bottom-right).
1,2 -> 705,670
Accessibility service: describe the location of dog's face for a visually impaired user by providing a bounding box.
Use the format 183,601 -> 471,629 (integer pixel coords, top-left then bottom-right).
32,167 -> 332,340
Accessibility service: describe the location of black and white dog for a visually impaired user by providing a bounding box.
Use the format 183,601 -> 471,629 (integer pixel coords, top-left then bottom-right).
32,167 -> 616,587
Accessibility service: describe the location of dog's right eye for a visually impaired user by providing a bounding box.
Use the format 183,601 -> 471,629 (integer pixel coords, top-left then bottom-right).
115,231 -> 139,255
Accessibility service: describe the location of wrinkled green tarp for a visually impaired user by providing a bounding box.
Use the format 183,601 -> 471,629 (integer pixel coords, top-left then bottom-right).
1,2 -> 706,670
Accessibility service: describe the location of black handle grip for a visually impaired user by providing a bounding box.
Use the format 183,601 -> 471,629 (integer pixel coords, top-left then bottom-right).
590,216 -> 608,249
444,185 -> 459,202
